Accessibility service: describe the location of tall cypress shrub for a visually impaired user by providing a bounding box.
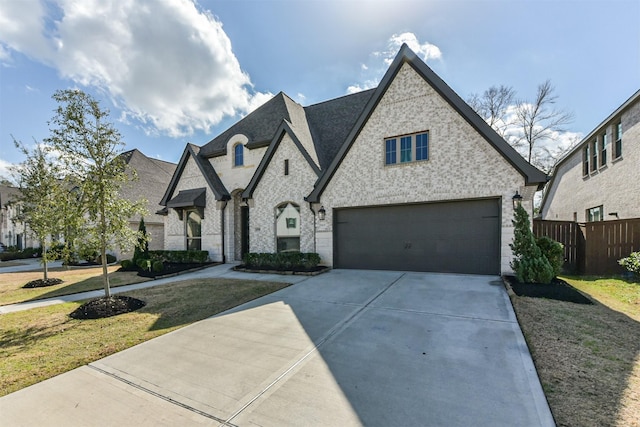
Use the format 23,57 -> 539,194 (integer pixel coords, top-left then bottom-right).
133,217 -> 149,263
510,204 -> 554,284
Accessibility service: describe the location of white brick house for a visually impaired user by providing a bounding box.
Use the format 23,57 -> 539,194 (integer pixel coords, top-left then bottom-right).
540,90 -> 640,222
160,45 -> 547,275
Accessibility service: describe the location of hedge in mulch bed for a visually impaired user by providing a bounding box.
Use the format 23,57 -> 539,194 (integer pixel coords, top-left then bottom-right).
234,265 -> 330,275
135,262 -> 216,278
504,276 -> 593,305
69,296 -> 146,319
22,278 -> 64,288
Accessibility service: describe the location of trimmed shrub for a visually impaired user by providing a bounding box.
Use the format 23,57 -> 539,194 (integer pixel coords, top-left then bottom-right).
536,236 -> 564,276
133,218 -> 149,264
97,254 -> 117,264
510,205 -> 554,284
619,252 -> 640,277
147,250 -> 209,264
136,258 -> 152,271
242,252 -> 321,270
120,259 -> 133,269
152,260 -> 164,273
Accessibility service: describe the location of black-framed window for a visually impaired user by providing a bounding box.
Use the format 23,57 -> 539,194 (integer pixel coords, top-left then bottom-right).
614,121 -> 622,159
586,205 -> 603,222
600,131 -> 607,166
384,132 -> 429,166
583,145 -> 589,176
233,143 -> 244,167
591,140 -> 597,172
185,208 -> 202,250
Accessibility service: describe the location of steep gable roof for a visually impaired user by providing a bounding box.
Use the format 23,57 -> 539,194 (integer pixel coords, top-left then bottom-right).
305,89 -> 376,170
160,144 -> 230,206
242,120 -> 322,200
306,44 -> 548,203
199,92 -> 296,157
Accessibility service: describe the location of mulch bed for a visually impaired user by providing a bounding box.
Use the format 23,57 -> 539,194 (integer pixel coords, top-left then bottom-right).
504,275 -> 593,304
22,278 -> 64,288
69,296 -> 146,319
234,265 -> 330,276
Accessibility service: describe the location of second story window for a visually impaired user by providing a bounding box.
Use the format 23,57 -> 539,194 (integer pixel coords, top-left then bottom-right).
614,121 -> 622,159
384,132 -> 429,166
591,140 -> 597,172
600,131 -> 607,167
583,145 -> 589,176
233,143 -> 244,167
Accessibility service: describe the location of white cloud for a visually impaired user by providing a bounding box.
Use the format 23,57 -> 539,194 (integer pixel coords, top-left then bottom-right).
0,158 -> 15,181
0,0 -> 272,137
347,32 -> 442,94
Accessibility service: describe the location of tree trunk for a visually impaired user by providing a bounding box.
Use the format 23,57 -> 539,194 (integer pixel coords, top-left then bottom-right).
102,246 -> 110,298
42,240 -> 48,281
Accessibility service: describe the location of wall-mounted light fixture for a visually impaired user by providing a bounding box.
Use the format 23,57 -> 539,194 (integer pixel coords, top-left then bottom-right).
512,191 -> 523,210
318,206 -> 326,221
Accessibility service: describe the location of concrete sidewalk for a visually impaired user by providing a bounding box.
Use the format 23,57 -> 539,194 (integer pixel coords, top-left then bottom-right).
0,270 -> 555,426
0,263 -> 308,314
0,257 -> 64,273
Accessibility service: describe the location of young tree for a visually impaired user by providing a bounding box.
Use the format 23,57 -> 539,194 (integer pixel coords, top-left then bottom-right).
45,89 -> 145,297
132,217 -> 149,264
469,80 -> 576,173
467,85 -> 515,138
10,139 -> 64,281
514,80 -> 574,170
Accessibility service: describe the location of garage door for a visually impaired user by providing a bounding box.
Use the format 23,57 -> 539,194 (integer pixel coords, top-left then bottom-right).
334,199 -> 500,275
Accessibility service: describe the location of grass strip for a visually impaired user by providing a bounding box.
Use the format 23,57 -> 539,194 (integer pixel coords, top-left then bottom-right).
0,266 -> 150,306
510,276 -> 640,427
0,278 -> 290,396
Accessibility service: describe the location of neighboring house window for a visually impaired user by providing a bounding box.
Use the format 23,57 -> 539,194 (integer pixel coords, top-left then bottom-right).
614,121 -> 622,159
276,202 -> 300,252
591,140 -> 597,172
583,146 -> 589,176
233,143 -> 244,167
586,205 -> 603,222
384,132 -> 429,166
600,131 -> 607,167
185,208 -> 202,250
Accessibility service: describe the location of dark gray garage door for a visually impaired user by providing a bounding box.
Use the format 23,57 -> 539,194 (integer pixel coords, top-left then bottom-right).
334,199 -> 500,275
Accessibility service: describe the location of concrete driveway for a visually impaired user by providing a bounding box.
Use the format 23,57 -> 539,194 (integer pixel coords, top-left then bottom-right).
0,269 -> 554,426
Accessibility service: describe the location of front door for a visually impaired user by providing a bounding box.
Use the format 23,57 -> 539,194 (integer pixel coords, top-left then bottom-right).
240,206 -> 249,259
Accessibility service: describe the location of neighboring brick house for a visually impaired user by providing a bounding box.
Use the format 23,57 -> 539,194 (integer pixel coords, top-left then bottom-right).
160,45 -> 547,275
115,149 -> 177,259
0,184 -> 38,249
540,90 -> 640,222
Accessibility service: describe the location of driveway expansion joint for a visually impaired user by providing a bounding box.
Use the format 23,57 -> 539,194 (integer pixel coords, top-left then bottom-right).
87,364 -> 227,424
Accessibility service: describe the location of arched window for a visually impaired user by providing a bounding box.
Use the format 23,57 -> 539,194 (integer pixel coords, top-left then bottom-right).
276,202 -> 300,252
233,143 -> 244,167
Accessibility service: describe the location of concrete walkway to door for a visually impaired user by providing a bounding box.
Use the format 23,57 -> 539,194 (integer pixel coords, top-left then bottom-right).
0,269 -> 555,426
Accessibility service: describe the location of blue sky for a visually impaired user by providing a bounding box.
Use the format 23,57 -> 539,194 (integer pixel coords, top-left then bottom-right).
1,0 -> 639,179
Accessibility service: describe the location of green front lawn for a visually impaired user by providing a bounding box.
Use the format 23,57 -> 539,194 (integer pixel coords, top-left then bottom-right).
0,266 -> 150,306
510,275 -> 640,426
0,278 -> 290,396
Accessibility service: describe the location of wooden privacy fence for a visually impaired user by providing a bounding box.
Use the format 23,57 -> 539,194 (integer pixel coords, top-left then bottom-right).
533,218 -> 640,275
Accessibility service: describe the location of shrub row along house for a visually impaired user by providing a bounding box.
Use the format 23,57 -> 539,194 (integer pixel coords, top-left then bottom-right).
159,45 -> 547,275
541,89 -> 640,222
